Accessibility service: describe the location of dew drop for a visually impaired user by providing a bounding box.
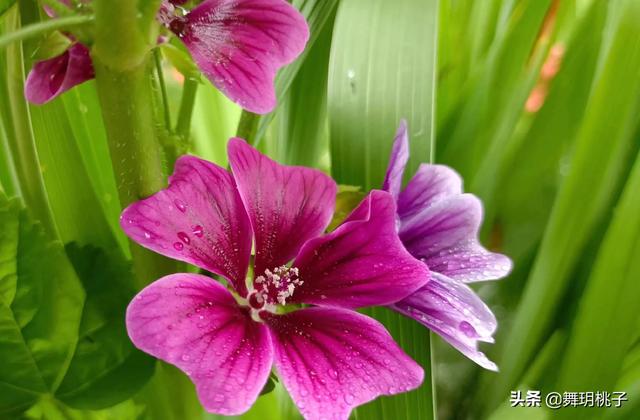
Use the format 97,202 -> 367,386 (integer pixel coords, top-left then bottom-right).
181,354 -> 190,361
174,199 -> 187,212
177,231 -> 191,244
143,231 -> 152,239
173,242 -> 184,251
192,224 -> 204,237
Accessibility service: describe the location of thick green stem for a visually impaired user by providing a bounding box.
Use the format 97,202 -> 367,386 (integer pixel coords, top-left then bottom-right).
92,0 -> 174,287
92,57 -> 177,287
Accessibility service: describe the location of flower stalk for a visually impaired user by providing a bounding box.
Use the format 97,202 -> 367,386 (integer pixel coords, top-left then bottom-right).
91,0 -> 174,286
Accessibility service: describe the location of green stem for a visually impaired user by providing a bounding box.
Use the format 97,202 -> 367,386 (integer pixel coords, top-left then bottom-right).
154,48 -> 171,131
236,110 -> 261,144
92,0 -> 174,287
175,78 -> 199,140
0,15 -> 93,50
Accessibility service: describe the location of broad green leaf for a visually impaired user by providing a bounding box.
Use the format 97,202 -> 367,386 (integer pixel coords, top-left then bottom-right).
328,1 -> 439,417
0,194 -> 154,415
494,0 -> 640,407
55,244 -> 155,409
328,0 -> 438,189
63,83 -> 128,253
0,193 -> 84,417
554,147 -> 640,408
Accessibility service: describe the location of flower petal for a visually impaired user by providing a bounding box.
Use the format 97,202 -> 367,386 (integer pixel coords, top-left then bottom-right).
291,190 -> 430,308
396,163 -> 462,221
24,43 -> 94,105
181,0 -> 309,114
391,272 -> 498,371
120,155 -> 252,296
399,193 -> 511,282
126,273 -> 273,415
227,138 -> 337,277
382,120 -> 409,199
425,240 -> 513,283
263,307 -> 424,420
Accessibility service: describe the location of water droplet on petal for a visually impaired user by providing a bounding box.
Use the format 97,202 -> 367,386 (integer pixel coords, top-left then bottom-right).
177,231 -> 190,244
192,225 -> 204,237
174,199 -> 187,212
173,242 -> 184,251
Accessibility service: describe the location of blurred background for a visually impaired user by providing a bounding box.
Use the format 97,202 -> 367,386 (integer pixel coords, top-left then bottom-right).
1,0 -> 639,419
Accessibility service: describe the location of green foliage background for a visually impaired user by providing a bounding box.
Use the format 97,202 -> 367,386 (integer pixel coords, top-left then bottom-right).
1,0 -> 640,419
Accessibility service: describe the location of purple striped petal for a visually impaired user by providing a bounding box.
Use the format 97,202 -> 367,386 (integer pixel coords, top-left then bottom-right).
291,190 -> 430,309
179,0 -> 309,114
382,120 -> 409,199
397,163 -> 463,221
126,274 -> 273,415
120,155 -> 252,296
25,43 -> 94,105
227,138 -> 336,278
264,307 -> 424,419
391,272 -> 498,371
399,193 -> 512,282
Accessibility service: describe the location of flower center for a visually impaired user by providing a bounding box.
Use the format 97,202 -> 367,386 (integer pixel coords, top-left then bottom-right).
252,265 -> 303,307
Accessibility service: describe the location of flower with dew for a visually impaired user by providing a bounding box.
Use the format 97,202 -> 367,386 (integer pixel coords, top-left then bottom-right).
122,139 -> 431,418
26,0 -> 308,114
382,120 -> 513,371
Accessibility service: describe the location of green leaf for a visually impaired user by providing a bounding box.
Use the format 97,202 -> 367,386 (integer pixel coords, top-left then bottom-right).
0,193 -> 84,417
62,83 -> 128,253
54,244 -> 155,409
493,0 -> 640,407
496,0 -> 608,263
327,1 -> 439,419
265,9 -> 335,168
31,30 -> 71,61
554,147 -> 640,401
0,194 -> 154,415
328,0 -> 438,189
0,0 -> 17,17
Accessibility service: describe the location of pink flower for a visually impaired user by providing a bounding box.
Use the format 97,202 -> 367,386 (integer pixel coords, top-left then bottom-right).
122,139 -> 430,418
26,0 -> 308,114
383,121 -> 513,370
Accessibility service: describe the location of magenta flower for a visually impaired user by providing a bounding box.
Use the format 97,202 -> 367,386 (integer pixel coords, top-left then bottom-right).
25,0 -> 308,113
122,139 -> 430,418
383,121 -> 513,371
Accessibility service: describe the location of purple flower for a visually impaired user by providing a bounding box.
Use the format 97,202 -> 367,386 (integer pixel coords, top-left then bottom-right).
383,121 -> 513,371
26,0 -> 308,113
122,139 -> 429,418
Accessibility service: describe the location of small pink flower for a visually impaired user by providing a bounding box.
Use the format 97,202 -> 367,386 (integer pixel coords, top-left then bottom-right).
383,121 -> 513,370
122,139 -> 429,418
